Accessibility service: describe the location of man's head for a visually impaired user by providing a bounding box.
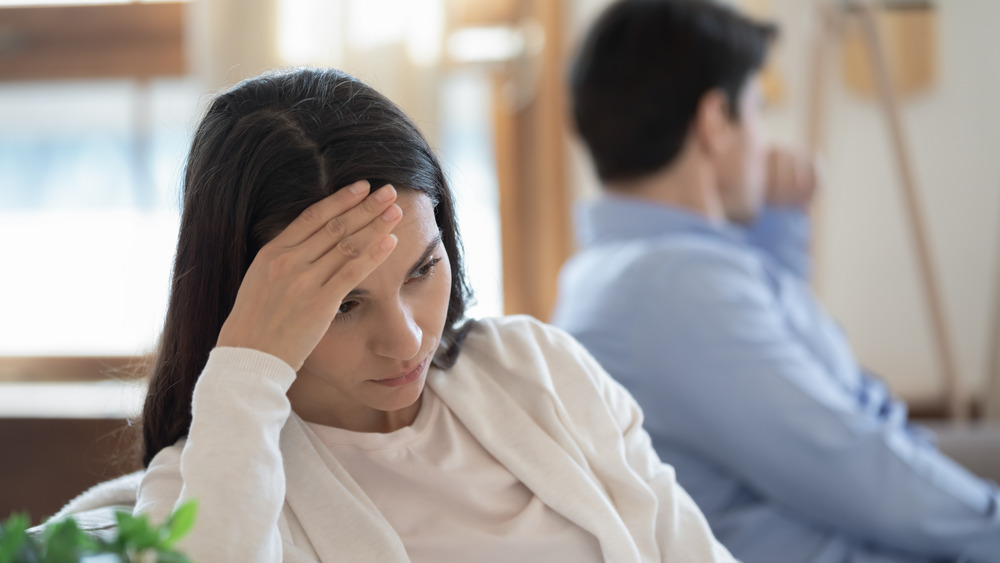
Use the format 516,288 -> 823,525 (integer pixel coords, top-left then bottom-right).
571,0 -> 777,223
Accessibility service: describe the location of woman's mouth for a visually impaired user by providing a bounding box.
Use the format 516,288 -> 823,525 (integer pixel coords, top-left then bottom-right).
372,359 -> 426,388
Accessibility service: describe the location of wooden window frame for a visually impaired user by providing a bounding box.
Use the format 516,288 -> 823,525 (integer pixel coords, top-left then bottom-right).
0,2 -> 187,81
0,2 -> 185,381
450,0 -> 573,321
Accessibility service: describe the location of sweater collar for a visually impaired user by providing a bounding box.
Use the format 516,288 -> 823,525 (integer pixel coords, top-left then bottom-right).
428,358 -> 651,562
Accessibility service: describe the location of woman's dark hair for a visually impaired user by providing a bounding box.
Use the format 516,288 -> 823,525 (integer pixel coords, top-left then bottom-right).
570,0 -> 777,183
140,68 -> 472,466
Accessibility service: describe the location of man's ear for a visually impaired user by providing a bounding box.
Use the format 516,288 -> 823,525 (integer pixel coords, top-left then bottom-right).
693,89 -> 733,156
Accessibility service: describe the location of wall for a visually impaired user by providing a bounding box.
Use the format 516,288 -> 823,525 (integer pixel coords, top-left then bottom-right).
0,417 -> 137,525
765,0 -> 1000,403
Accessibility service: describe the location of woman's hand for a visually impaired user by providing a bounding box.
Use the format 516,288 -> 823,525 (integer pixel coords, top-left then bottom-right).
216,180 -> 402,370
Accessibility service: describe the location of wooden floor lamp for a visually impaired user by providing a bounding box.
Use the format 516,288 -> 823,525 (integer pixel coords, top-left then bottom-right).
986,242 -> 1000,419
805,0 -> 968,419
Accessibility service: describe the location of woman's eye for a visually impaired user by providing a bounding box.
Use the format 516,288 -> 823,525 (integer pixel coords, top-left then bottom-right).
410,257 -> 441,281
338,300 -> 358,315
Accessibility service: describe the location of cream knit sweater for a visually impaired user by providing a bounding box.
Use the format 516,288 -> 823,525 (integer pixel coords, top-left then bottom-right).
135,316 -> 735,562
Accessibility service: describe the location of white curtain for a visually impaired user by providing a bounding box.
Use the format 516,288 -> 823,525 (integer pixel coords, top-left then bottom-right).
187,0 -> 444,145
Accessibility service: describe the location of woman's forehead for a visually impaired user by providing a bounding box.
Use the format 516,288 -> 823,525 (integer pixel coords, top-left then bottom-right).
362,190 -> 442,282
392,190 -> 438,242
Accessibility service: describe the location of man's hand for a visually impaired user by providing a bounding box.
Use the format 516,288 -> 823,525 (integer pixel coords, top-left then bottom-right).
766,146 -> 820,209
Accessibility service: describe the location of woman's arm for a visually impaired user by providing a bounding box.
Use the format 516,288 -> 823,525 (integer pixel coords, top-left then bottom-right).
136,182 -> 403,561
136,347 -> 295,562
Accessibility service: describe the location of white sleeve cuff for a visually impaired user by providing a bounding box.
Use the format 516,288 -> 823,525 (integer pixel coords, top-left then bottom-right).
205,347 -> 297,392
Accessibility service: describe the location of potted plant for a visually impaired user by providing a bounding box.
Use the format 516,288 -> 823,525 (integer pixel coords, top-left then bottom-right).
0,502 -> 196,563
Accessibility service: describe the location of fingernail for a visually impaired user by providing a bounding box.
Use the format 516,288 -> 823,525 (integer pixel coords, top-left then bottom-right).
374,185 -> 395,203
349,180 -> 369,195
380,234 -> 398,250
381,204 -> 401,222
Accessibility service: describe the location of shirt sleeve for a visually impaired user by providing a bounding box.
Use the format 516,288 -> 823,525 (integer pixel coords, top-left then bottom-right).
743,205 -> 812,280
635,255 -> 1000,561
134,347 -> 297,563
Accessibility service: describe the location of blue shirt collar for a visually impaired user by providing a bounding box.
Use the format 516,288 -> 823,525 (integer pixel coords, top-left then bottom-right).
576,194 -> 745,247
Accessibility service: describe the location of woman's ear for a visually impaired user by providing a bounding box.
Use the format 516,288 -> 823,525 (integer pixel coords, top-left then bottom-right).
693,89 -> 734,156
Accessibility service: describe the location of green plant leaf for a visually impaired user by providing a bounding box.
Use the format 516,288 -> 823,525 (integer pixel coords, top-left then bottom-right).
0,512 -> 33,563
2,501 -> 200,563
112,513 -> 158,552
154,549 -> 193,563
40,518 -> 99,563
161,502 -> 197,547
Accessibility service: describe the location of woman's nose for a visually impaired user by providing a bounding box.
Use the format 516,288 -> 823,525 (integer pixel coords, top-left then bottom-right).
373,301 -> 422,360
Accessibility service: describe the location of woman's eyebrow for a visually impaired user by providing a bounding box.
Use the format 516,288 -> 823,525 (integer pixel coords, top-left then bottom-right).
342,234 -> 443,298
406,233 -> 443,277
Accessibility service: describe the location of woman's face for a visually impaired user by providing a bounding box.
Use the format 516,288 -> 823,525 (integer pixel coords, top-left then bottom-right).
288,189 -> 452,432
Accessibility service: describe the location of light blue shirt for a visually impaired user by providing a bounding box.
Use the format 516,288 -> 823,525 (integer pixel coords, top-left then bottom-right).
551,195 -> 1000,563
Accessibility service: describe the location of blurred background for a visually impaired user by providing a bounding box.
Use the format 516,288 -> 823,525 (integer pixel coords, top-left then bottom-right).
1,0 -> 999,522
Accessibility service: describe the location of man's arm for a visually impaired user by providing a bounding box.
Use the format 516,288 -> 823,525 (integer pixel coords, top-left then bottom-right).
633,255 -> 1000,561
745,206 -> 812,278
745,146 -> 817,279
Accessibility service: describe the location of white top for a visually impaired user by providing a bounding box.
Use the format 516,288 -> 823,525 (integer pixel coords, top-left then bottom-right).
135,315 -> 735,562
307,387 -> 603,563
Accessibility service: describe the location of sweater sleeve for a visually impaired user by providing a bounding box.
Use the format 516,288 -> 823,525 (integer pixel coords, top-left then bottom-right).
134,347 -> 297,563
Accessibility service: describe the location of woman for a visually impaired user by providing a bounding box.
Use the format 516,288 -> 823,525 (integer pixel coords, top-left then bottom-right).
134,67 -> 734,562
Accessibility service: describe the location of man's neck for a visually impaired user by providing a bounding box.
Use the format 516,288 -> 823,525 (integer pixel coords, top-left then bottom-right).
604,152 -> 725,226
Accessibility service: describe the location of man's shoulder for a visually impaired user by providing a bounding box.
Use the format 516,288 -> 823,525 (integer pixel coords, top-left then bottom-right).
570,231 -> 766,287
555,230 -> 785,340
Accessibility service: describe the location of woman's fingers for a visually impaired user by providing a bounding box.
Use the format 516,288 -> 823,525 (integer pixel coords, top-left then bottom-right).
321,234 -> 399,302
315,201 -> 402,288
271,180 -> 372,247
217,181 -> 405,370
298,184 -> 398,263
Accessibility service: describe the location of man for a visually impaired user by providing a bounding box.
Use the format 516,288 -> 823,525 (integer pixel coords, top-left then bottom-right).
551,1 -> 1000,561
